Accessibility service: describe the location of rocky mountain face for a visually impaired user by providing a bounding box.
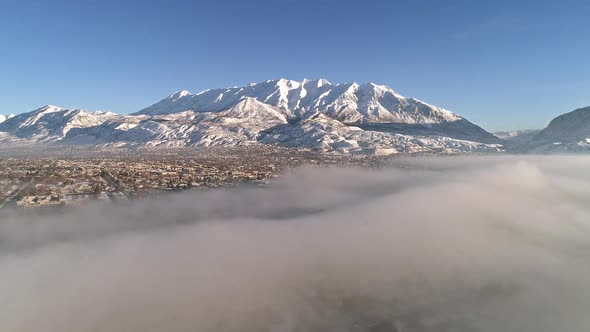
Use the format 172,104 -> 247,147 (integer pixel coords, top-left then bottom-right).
505,106 -> 590,153
0,79 -> 504,155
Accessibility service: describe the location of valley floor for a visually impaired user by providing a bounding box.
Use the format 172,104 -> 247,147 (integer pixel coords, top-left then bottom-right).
0,146 -> 387,210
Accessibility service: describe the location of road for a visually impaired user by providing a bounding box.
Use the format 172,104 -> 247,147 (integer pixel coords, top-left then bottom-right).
100,170 -> 129,199
0,179 -> 34,210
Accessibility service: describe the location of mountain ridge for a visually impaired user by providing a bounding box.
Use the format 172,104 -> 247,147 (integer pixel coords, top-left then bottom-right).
135,79 -> 465,126
498,106 -> 590,153
0,79 -> 504,155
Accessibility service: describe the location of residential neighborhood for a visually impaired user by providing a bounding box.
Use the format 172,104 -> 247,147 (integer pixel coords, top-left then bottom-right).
0,146 -> 383,209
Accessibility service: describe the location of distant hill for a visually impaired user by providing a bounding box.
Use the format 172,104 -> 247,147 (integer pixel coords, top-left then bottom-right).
508,106 -> 590,153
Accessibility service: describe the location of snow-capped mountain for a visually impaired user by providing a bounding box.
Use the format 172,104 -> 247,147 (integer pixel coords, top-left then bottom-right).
0,79 -> 504,155
63,98 -> 288,148
137,79 -> 465,125
0,105 -> 117,143
511,106 -> 590,153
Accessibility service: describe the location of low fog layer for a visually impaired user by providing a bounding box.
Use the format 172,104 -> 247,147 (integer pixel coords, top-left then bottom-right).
1,156 -> 590,332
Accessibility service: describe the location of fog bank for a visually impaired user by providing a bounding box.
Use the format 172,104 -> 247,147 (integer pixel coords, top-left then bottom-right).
1,156 -> 590,332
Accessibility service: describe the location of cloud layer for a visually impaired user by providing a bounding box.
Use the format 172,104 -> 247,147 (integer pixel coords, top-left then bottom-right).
1,156 -> 590,332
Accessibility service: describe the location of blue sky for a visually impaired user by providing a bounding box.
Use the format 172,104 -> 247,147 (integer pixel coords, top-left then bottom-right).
1,0 -> 589,131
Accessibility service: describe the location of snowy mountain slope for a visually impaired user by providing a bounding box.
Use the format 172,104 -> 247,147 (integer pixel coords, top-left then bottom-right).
0,114 -> 13,123
0,105 -> 117,142
259,112 -> 366,152
533,106 -> 590,142
137,79 -> 308,118
508,106 -> 590,153
185,98 -> 288,147
60,98 -> 289,148
134,79 -> 500,146
359,119 -> 501,144
260,113 -> 503,155
136,79 -> 465,124
0,79 -> 505,154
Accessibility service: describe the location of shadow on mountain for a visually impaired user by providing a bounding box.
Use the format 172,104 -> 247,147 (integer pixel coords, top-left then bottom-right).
260,118 -> 502,145
356,119 -> 502,144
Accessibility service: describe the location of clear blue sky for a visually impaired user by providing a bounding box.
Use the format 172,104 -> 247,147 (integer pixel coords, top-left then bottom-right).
1,0 -> 589,131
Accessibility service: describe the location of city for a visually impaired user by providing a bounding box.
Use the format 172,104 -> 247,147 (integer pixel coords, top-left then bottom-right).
0,146 -> 386,210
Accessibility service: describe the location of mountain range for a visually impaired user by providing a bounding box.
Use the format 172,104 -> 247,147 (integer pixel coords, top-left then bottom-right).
0,79 -> 587,154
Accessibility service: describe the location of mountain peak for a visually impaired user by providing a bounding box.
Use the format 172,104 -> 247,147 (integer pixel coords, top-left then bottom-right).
40,104 -> 61,110
263,78 -> 301,89
168,90 -> 192,99
302,78 -> 331,87
34,105 -> 64,114
136,78 -> 469,125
